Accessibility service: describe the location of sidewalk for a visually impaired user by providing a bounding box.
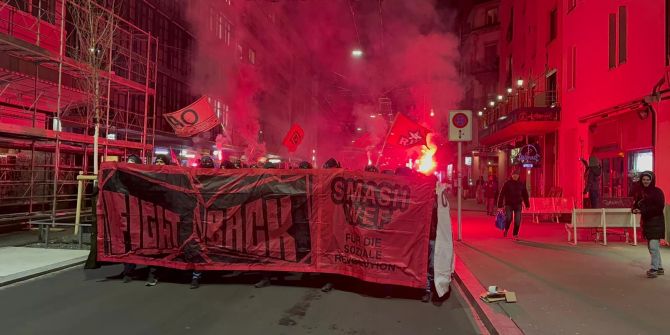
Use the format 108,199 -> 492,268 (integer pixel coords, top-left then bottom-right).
452,198 -> 670,335
0,228 -> 89,287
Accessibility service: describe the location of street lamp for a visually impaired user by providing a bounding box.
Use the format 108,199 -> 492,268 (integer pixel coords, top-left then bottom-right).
352,49 -> 363,57
517,79 -> 524,87
497,95 -> 503,101
477,111 -> 483,116
507,87 -> 513,94
489,101 -> 495,107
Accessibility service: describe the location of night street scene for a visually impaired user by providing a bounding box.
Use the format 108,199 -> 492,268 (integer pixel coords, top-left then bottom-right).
1,0 -> 670,334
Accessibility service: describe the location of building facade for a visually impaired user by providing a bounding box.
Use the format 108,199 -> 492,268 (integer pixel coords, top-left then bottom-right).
467,0 -> 670,205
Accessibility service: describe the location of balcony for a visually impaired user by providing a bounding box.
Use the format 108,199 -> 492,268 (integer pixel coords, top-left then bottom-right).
479,90 -> 560,145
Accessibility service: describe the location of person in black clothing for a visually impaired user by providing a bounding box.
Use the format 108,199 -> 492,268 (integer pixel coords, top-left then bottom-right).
497,169 -> 530,240
581,156 -> 602,208
632,171 -> 666,278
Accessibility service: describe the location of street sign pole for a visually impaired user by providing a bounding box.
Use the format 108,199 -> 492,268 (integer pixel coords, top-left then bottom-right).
448,110 -> 472,242
457,141 -> 462,241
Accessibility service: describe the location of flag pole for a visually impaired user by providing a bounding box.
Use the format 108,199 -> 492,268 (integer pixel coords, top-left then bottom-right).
375,113 -> 399,167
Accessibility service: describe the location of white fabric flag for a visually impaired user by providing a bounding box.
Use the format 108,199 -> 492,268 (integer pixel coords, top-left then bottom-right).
434,182 -> 455,297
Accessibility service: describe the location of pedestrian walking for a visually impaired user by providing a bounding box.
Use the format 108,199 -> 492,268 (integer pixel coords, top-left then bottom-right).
485,176 -> 496,215
475,176 -> 485,204
497,169 -> 530,240
632,171 -> 666,278
581,156 -> 602,208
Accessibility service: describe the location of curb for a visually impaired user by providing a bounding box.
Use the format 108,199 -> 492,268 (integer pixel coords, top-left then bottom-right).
0,256 -> 87,288
454,256 -> 524,335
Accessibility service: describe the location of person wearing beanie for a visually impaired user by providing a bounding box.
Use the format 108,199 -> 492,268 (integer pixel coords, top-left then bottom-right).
322,158 -> 341,169
497,168 -> 530,240
199,155 -> 215,169
632,171 -> 666,278
154,154 -> 170,166
126,154 -> 142,164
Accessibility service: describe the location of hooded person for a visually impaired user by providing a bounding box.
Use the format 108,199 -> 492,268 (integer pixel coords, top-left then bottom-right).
632,171 -> 666,278
199,155 -> 215,169
126,154 -> 142,164
364,165 -> 379,173
581,156 -> 602,208
154,154 -> 171,166
497,168 -> 530,240
322,158 -> 341,169
298,161 -> 313,169
220,160 -> 236,169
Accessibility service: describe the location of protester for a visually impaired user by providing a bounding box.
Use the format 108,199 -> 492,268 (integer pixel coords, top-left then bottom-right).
485,176 -> 496,215
298,161 -> 313,169
497,169 -> 530,240
364,165 -> 379,173
475,176 -> 485,204
220,160 -> 236,169
632,171 -> 666,278
581,156 -> 602,208
189,156 -> 215,289
120,155 -> 142,282
199,155 -> 215,169
92,154 -> 141,277
154,154 -> 170,166
142,155 -> 171,287
318,158 -> 342,293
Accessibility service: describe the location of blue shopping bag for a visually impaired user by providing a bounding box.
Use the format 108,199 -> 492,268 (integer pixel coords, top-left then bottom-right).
495,210 -> 506,230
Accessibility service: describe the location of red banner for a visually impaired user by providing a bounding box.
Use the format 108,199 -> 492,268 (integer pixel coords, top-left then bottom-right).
163,96 -> 219,137
281,123 -> 305,152
387,113 -> 432,148
97,163 -> 436,288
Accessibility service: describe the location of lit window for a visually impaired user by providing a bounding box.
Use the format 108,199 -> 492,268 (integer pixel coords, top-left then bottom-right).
249,48 -> 255,64
225,21 -> 232,46
217,12 -> 224,39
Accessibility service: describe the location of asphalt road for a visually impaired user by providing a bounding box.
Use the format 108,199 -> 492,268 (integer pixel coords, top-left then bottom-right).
0,265 -> 481,335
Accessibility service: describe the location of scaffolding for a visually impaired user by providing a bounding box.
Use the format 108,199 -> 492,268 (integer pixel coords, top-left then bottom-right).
0,0 -> 157,233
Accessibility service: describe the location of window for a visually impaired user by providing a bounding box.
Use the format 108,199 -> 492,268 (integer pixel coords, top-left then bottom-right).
484,43 -> 498,65
506,7 -> 514,42
225,21 -> 232,46
546,71 -> 557,106
248,48 -> 255,64
568,46 -> 577,89
217,12 -> 224,40
549,9 -> 557,42
609,13 -> 617,68
7,0 -> 29,12
618,6 -> 627,64
237,44 -> 244,60
609,7 -> 627,69
32,0 -> 56,24
485,7 -> 498,25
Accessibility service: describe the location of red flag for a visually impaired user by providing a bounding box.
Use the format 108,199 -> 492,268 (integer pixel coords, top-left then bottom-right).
169,147 -> 180,166
386,113 -> 432,148
163,96 -> 219,137
282,123 -> 304,152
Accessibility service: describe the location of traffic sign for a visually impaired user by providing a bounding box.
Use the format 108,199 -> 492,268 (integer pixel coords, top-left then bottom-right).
448,110 -> 472,141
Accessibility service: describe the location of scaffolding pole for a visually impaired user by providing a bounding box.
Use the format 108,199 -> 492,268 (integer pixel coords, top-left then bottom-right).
47,0 -> 69,244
